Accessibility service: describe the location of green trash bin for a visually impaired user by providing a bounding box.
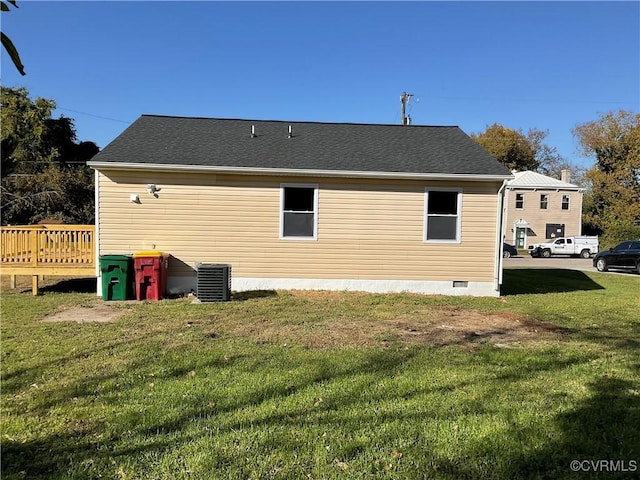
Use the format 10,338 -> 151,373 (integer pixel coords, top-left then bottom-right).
100,254 -> 133,300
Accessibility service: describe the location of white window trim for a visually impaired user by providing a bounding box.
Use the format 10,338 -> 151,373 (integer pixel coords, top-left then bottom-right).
540,194 -> 548,210
515,193 -> 524,209
280,183 -> 319,241
561,194 -> 570,211
424,187 -> 462,244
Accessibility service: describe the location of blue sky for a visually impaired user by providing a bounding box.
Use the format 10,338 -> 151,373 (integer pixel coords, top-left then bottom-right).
1,1 -> 638,168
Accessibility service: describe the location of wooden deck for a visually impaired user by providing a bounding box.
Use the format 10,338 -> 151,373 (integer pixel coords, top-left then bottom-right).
1,225 -> 95,295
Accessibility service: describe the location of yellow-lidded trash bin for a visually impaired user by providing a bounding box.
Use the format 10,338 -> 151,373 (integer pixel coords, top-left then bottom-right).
133,251 -> 169,301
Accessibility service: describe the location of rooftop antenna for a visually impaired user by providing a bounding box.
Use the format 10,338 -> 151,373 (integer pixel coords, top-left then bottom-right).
400,91 -> 413,126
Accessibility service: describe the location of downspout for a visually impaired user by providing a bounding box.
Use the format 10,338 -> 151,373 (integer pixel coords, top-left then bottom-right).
94,168 -> 101,296
578,189 -> 584,235
494,180 -> 508,293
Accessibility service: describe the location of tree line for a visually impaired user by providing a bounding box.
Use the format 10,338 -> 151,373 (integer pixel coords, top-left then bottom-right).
471,114 -> 640,247
1,87 -> 98,225
1,86 -> 638,247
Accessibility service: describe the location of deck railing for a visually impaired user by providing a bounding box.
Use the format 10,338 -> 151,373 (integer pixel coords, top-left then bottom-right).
1,225 -> 95,294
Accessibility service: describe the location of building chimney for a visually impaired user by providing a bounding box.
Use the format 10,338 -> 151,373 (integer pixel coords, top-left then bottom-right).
561,169 -> 571,184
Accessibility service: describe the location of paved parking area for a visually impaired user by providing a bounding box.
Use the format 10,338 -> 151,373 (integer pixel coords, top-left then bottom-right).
504,255 -> 594,271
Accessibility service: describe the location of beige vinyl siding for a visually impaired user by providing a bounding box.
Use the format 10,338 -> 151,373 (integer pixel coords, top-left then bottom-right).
98,170 -> 500,282
504,188 -> 583,243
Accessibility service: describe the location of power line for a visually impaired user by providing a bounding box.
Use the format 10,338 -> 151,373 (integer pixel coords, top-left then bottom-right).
56,107 -> 131,124
427,95 -> 636,106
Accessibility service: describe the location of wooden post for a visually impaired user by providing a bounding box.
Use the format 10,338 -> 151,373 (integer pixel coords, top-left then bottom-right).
30,229 -> 38,267
10,275 -> 16,289
31,229 -> 38,295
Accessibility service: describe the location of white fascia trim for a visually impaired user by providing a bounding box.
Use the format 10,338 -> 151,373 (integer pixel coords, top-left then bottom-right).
88,161 -> 513,182
506,186 -> 584,192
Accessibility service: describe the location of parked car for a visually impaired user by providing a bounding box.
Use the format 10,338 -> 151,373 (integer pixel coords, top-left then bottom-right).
503,242 -> 518,258
593,240 -> 640,274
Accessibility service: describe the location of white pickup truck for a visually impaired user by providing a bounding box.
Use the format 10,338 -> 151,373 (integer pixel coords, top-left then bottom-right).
528,236 -> 599,258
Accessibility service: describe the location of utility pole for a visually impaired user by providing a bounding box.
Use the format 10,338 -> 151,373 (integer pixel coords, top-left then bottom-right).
400,91 -> 413,125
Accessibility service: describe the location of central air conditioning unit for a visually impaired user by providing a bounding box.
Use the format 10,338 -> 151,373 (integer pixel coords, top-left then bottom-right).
196,263 -> 231,302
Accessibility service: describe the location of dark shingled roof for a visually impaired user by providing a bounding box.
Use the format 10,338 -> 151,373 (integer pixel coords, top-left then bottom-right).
90,115 -> 511,177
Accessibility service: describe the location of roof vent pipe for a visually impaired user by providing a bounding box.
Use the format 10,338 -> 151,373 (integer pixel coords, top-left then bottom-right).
251,125 -> 256,138
288,125 -> 292,138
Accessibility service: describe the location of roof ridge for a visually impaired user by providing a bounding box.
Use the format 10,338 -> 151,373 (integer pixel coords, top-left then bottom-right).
90,114 -> 512,178
138,114 -> 459,129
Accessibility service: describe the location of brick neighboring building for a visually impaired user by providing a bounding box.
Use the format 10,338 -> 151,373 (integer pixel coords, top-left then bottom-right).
504,170 -> 584,249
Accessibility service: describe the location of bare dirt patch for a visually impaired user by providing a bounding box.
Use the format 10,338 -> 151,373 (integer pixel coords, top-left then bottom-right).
251,313 -> 565,349
37,289 -> 568,347
389,310 -> 567,348
207,302 -> 567,349
43,303 -> 130,323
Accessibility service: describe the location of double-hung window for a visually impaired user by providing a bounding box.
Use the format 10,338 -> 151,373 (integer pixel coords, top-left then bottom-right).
540,194 -> 548,210
424,188 -> 462,243
561,194 -> 570,210
515,193 -> 524,209
280,184 -> 318,239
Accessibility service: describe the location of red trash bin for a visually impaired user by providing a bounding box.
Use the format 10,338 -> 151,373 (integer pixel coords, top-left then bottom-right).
133,251 -> 169,301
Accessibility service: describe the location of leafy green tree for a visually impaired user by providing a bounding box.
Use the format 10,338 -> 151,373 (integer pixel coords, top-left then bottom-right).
2,163 -> 95,224
1,1 -> 26,75
1,87 -> 98,225
1,87 -> 56,175
471,123 -> 586,185
574,110 -> 640,247
471,124 -> 541,172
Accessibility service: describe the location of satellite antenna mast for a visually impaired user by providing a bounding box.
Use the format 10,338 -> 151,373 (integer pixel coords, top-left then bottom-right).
400,91 -> 413,125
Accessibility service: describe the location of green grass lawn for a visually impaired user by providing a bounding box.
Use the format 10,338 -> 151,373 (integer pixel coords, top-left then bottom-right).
1,270 -> 639,479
